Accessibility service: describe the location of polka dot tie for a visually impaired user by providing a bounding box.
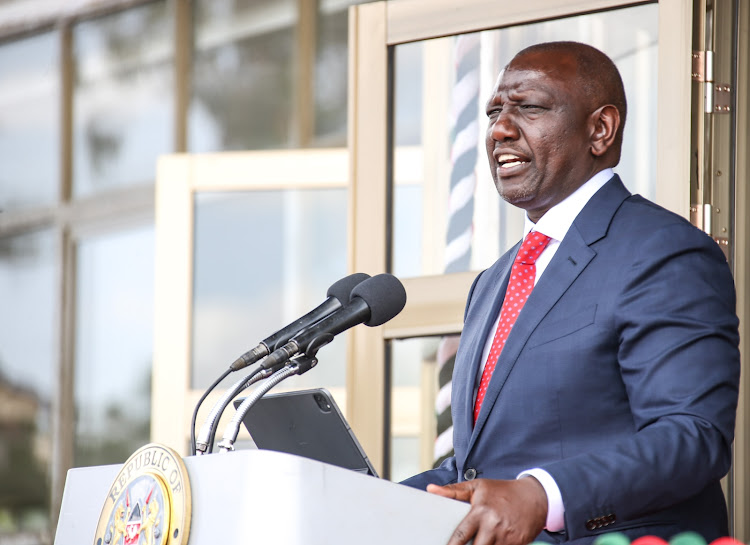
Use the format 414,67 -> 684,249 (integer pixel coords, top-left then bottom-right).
473,230 -> 552,424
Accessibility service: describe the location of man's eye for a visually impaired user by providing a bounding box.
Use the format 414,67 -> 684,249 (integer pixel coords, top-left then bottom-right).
521,105 -> 544,111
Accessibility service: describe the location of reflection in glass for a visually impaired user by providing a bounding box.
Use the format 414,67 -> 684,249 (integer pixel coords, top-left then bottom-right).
72,1 -> 173,197
190,0 -> 297,152
393,41 -> 424,147
392,4 -> 658,278
389,336 -> 454,482
191,189 -> 347,391
0,230 -> 56,540
74,226 -> 154,467
313,2 -> 350,147
0,31 -> 59,210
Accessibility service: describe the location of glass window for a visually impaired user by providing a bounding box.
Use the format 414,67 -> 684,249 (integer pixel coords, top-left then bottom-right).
73,226 -> 155,467
389,335 -> 456,482
389,4 -> 659,479
393,41 -> 423,148
72,1 -> 173,198
391,3 -> 659,278
0,230 -> 56,540
312,1 -> 351,147
191,189 -> 347,393
191,0 -> 372,151
0,31 -> 59,211
190,0 -> 297,152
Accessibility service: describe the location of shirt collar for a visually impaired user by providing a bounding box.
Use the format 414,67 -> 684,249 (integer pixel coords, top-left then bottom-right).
524,168 -> 614,241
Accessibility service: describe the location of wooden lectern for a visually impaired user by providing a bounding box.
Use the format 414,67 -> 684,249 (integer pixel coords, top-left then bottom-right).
54,449 -> 470,544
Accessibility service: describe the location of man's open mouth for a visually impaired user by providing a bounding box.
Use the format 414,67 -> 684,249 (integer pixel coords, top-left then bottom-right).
496,153 -> 529,169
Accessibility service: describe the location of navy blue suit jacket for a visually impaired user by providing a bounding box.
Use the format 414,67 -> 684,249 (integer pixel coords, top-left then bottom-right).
402,176 -> 740,543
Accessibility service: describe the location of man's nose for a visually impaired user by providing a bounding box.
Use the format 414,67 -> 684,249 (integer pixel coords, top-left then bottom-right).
489,112 -> 519,141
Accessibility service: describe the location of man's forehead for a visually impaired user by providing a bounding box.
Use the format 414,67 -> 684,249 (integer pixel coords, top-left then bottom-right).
502,49 -> 580,84
491,62 -> 571,95
510,48 -> 578,70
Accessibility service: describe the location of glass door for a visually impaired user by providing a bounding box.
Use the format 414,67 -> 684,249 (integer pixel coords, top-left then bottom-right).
348,0 -> 693,480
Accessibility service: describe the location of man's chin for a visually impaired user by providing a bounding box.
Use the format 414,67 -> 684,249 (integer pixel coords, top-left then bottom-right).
495,183 -> 534,208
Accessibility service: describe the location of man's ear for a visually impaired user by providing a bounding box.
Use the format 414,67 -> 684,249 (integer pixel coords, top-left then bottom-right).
589,104 -> 620,157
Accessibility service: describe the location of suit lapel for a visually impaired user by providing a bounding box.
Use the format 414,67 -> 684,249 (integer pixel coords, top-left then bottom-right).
456,245 -> 517,437
468,175 -> 631,449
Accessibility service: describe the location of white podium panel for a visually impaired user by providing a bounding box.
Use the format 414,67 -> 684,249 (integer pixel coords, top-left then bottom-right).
54,449 -> 470,544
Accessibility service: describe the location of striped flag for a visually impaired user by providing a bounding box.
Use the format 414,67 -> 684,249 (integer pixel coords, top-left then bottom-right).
434,33 -> 481,467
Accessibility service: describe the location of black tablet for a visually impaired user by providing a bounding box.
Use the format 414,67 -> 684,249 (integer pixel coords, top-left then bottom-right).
236,388 -> 378,477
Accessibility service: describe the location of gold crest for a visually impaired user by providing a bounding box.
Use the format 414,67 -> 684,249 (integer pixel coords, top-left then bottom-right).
93,444 -> 191,545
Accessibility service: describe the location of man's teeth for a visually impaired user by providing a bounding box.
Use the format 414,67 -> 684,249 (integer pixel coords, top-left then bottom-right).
497,153 -> 526,168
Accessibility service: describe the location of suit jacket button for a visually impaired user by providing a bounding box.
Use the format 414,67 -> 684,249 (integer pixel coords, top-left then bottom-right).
464,468 -> 477,480
585,520 -> 597,531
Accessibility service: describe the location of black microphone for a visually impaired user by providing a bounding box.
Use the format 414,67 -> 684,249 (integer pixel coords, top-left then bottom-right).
228,272 -> 370,371
260,273 -> 407,368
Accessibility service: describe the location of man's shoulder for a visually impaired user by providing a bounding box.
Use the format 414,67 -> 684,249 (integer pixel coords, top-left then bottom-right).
620,193 -> 688,222
574,181 -> 726,265
603,193 -> 730,272
615,194 -> 710,240
593,175 -> 692,230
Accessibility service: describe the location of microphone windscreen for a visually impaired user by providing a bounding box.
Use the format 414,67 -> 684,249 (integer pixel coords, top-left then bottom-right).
350,273 -> 407,326
327,272 -> 371,303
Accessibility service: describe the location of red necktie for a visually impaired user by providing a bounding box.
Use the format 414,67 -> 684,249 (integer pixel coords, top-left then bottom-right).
473,230 -> 551,424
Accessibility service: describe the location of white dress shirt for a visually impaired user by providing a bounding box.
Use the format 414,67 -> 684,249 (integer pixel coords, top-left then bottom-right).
476,168 -> 614,532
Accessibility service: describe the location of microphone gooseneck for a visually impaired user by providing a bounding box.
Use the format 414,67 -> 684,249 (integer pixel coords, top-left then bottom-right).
191,273 -> 370,455
217,355 -> 318,452
192,272 -> 406,456
195,359 -> 287,455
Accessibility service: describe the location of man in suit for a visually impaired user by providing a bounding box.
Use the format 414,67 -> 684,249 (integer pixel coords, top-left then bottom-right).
401,41 -> 740,545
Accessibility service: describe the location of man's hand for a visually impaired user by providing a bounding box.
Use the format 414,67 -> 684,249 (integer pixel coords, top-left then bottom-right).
427,477 -> 548,545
